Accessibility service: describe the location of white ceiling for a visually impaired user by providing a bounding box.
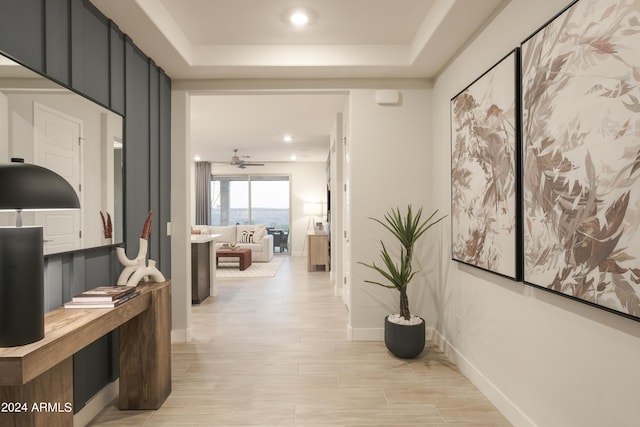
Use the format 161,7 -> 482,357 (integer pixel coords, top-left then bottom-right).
191,92 -> 348,163
89,0 -> 504,163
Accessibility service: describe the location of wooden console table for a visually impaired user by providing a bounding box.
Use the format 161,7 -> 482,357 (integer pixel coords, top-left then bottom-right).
0,281 -> 171,427
307,233 -> 330,271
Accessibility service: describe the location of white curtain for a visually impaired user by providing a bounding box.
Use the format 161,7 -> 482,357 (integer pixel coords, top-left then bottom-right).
194,162 -> 211,225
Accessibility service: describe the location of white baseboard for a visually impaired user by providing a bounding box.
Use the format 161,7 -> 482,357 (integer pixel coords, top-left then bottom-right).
73,380 -> 118,427
431,331 -> 537,427
171,327 -> 192,342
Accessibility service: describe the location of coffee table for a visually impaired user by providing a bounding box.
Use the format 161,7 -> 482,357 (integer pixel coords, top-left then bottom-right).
216,248 -> 252,271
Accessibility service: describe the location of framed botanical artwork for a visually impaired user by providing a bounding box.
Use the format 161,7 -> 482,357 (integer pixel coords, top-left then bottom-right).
521,0 -> 640,320
451,49 -> 522,280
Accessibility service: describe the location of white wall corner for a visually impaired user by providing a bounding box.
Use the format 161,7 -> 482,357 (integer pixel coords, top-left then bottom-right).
171,327 -> 193,343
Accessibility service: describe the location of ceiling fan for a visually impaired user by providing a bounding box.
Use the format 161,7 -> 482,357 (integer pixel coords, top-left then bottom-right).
229,149 -> 264,169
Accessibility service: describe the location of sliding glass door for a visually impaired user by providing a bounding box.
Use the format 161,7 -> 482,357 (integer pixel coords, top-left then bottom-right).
249,177 -> 290,230
211,175 -> 290,232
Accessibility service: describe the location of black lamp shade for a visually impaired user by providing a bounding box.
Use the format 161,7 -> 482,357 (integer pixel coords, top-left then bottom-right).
0,160 -> 80,210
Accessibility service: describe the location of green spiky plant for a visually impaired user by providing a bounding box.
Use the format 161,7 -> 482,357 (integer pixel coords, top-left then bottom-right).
359,205 -> 446,321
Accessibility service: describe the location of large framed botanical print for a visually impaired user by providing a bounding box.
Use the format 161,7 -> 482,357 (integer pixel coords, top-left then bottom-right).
521,0 -> 640,320
451,49 -> 521,280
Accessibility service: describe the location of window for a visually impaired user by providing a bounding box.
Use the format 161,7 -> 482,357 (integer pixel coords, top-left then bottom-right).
211,176 -> 249,225
211,175 -> 290,232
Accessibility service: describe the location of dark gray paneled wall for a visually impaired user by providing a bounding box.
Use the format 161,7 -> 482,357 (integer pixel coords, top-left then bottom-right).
45,0 -> 71,84
71,0 -> 110,105
0,0 -> 43,70
0,0 -> 171,413
125,43 -> 151,251
0,0 -> 172,282
110,23 -> 126,114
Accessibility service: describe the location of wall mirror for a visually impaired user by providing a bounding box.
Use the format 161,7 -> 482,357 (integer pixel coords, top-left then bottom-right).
0,54 -> 123,254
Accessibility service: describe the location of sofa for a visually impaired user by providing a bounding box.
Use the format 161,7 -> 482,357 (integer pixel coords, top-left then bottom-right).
192,224 -> 274,262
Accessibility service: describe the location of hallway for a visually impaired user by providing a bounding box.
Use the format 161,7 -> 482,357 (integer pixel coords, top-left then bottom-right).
91,255 -> 511,426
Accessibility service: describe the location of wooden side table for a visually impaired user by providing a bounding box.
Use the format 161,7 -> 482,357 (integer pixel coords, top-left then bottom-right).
307,233 -> 330,272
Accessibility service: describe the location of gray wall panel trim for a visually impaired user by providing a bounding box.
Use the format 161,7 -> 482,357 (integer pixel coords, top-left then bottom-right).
70,0 -> 83,96
124,40 -> 151,255
43,248 -> 120,296
84,248 -> 114,288
0,0 -> 44,71
44,258 -> 63,311
70,0 -> 110,107
109,22 -> 125,115
71,253 -> 86,299
44,0 -> 71,85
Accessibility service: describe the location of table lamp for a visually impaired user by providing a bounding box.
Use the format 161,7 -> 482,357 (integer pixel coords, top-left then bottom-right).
0,158 -> 80,346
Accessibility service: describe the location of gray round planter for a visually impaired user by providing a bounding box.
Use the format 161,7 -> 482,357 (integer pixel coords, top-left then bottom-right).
384,315 -> 425,359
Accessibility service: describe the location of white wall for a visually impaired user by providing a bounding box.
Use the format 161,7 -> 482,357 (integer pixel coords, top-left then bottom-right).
432,1 -> 640,426
203,161 -> 327,256
170,90 -> 192,342
347,88 -> 437,340
329,112 -> 343,296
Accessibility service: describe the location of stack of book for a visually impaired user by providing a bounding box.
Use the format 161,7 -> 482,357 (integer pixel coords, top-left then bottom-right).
64,285 -> 140,309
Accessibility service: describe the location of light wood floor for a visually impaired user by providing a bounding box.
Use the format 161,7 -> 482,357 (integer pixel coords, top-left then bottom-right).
90,255 -> 512,426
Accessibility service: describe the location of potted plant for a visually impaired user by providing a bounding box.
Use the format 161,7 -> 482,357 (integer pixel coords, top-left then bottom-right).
359,205 -> 446,358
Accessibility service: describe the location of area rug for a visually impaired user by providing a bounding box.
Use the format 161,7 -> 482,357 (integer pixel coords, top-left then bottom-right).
216,256 -> 284,278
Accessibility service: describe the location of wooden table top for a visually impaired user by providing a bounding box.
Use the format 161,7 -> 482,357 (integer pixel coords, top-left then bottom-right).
0,281 -> 170,385
216,248 -> 251,256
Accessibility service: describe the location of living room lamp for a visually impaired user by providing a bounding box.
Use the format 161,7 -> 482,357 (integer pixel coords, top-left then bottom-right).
303,201 -> 323,236
0,158 -> 80,346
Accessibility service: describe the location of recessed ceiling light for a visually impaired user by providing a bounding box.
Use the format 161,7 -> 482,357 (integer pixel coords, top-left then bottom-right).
194,155 -> 201,161
283,135 -> 293,142
290,11 -> 309,27
290,154 -> 297,161
282,8 -> 316,28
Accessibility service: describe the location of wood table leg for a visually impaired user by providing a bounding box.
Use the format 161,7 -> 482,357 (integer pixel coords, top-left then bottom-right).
0,358 -> 73,427
239,252 -> 252,271
119,283 -> 171,409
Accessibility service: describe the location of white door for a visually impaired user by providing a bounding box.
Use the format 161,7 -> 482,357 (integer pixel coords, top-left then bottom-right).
33,102 -> 82,254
